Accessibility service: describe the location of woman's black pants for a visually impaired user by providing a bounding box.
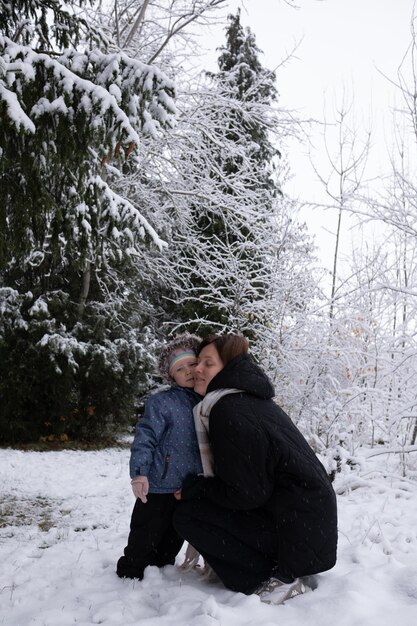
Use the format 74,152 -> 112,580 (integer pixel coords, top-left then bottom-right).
173,498 -> 282,594
117,493 -> 183,579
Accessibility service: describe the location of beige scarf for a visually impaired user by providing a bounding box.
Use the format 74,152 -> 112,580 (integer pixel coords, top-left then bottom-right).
180,388 -> 241,573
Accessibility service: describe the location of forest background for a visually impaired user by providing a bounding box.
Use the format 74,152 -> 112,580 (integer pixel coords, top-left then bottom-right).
1,0 -> 417,481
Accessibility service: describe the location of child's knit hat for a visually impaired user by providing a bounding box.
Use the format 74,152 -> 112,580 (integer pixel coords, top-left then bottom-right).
158,333 -> 201,384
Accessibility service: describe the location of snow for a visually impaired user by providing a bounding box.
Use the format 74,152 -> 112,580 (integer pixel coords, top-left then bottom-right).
28,297 -> 49,318
31,96 -> 69,117
0,83 -> 36,133
1,447 -> 416,626
1,34 -> 176,153
95,176 -> 168,251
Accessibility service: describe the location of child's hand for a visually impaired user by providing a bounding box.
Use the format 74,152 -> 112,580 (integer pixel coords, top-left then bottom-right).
174,489 -> 182,501
131,475 -> 149,503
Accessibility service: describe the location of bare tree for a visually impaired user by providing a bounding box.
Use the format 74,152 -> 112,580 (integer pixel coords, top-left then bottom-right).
309,92 -> 371,321
98,0 -> 227,65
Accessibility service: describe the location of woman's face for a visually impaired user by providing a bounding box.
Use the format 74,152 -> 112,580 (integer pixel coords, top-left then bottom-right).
194,343 -> 224,396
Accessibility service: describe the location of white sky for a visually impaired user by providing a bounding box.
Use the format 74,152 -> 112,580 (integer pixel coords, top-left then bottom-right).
234,0 -> 413,116
202,0 -> 417,267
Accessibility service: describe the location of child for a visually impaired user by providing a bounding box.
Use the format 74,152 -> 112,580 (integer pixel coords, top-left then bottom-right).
116,333 -> 203,580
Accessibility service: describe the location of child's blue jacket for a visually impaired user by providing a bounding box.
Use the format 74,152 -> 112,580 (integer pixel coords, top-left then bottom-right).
129,386 -> 203,493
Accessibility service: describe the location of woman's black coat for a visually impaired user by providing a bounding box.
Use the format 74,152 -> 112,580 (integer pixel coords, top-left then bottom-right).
197,353 -> 338,580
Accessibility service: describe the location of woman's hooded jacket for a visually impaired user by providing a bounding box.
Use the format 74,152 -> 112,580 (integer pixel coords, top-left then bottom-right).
197,353 -> 338,580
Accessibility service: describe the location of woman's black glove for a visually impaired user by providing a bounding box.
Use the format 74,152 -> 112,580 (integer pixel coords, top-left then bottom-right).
181,474 -> 207,501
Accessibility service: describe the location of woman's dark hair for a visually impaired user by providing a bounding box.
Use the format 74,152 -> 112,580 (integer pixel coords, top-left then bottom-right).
197,334 -> 249,366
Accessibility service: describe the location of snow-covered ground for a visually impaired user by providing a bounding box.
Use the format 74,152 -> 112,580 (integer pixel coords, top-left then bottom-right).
1,445 -> 416,626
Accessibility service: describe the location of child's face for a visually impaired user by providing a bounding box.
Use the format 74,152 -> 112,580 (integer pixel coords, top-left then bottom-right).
171,357 -> 198,388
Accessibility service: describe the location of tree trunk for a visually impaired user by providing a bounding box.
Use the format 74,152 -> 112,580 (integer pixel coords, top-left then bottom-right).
78,261 -> 91,318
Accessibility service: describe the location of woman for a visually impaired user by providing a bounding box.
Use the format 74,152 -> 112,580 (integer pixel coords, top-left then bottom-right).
173,334 -> 337,604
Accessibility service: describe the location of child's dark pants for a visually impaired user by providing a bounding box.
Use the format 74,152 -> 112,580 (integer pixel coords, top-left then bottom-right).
117,493 -> 183,579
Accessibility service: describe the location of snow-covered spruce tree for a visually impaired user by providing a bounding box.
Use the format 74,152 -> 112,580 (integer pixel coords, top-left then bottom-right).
176,10 -> 280,335
141,10 -> 315,343
0,1 -> 176,443
213,9 -> 278,192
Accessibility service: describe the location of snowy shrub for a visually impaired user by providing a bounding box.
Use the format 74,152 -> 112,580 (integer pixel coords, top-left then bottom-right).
0,288 -> 156,443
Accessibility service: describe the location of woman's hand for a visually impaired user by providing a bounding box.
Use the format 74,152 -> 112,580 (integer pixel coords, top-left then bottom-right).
181,474 -> 206,501
174,489 -> 182,501
131,475 -> 149,503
